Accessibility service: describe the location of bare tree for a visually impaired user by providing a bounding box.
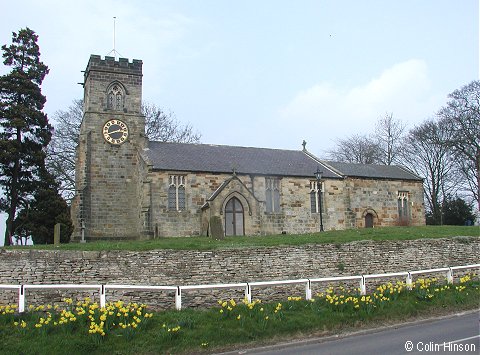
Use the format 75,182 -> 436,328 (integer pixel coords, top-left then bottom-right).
143,104 -> 201,143
48,100 -> 201,202
402,119 -> 459,224
327,114 -> 405,165
374,113 -> 405,165
438,80 -> 480,211
46,99 -> 82,201
327,134 -> 381,164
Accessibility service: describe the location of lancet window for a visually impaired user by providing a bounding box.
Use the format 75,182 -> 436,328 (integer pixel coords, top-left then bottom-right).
107,84 -> 124,110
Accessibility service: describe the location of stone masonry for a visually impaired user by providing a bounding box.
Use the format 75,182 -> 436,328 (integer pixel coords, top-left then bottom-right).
148,171 -> 425,237
0,237 -> 477,309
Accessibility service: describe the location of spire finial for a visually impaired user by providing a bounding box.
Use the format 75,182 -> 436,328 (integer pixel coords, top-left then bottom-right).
302,140 -> 307,151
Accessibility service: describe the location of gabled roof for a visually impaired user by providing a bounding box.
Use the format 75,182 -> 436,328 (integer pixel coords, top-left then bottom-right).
145,142 -> 340,178
322,161 -> 422,181
145,141 -> 422,181
202,174 -> 259,210
206,174 -> 259,202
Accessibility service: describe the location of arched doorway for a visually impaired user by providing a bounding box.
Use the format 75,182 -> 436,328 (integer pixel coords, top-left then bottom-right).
225,197 -> 244,236
365,213 -> 374,228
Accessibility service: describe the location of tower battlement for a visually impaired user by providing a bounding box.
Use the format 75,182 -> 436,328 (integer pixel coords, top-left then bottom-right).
85,54 -> 143,76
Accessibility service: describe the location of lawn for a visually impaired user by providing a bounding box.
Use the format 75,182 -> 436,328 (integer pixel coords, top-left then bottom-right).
8,225 -> 479,251
0,273 -> 478,354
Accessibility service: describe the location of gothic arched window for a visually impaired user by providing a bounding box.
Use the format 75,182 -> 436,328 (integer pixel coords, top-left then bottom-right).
265,178 -> 281,213
107,84 -> 124,110
310,180 -> 323,213
168,175 -> 186,211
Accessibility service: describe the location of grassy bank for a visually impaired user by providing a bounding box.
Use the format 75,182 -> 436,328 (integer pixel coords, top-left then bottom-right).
8,225 -> 479,251
1,274 -> 478,354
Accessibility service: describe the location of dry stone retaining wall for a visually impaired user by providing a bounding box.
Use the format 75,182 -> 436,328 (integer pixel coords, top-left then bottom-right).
0,237 -> 478,309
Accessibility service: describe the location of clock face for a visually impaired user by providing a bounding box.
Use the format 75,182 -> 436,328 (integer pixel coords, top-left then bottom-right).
102,119 -> 129,145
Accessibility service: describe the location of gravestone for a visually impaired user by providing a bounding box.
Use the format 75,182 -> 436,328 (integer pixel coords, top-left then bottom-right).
54,223 -> 61,245
209,216 -> 224,240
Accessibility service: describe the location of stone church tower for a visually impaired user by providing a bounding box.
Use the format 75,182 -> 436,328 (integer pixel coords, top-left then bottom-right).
71,55 -> 147,241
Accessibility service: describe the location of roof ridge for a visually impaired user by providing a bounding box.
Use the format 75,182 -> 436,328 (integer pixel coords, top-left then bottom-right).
148,140 -> 305,153
145,141 -> 421,180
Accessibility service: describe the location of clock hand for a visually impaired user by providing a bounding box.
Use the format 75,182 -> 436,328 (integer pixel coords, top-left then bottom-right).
108,129 -> 124,135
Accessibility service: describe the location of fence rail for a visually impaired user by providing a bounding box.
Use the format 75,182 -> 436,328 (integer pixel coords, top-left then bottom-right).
1,264 -> 478,312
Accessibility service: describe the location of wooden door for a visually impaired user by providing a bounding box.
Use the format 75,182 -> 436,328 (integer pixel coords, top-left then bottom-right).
365,213 -> 374,228
225,197 -> 244,236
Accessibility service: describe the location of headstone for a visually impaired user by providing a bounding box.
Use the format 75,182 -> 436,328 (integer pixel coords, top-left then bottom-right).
209,216 -> 224,240
201,217 -> 209,236
54,223 -> 61,245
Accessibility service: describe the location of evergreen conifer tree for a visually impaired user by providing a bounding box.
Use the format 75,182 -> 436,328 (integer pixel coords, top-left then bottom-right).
0,28 -> 52,245
14,169 -> 73,244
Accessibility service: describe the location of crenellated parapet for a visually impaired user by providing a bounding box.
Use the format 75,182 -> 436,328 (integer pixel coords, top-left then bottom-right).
85,55 -> 143,76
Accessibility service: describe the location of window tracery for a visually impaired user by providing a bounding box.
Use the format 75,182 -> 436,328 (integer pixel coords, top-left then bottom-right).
265,178 -> 281,213
168,175 -> 186,211
397,191 -> 410,221
310,180 -> 324,213
107,84 -> 124,110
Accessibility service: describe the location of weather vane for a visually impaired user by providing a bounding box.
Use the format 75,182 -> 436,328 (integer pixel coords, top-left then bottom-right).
106,16 -> 123,60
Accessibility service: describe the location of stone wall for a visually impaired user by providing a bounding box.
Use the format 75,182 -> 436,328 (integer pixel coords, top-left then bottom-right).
147,170 -> 425,237
0,237 -> 477,309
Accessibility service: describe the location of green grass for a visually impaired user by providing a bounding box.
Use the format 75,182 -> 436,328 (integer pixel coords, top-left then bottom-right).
7,225 -> 479,251
1,275 -> 478,354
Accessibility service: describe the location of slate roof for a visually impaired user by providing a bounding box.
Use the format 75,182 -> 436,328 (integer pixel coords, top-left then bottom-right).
145,141 -> 422,181
146,142 -> 339,178
323,161 -> 422,181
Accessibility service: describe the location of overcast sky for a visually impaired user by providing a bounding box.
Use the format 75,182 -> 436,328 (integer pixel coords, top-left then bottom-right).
0,0 -> 478,244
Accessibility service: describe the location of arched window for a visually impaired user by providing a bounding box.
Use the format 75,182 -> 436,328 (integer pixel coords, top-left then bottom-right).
397,191 -> 410,222
178,185 -> 185,210
107,84 -> 124,110
265,178 -> 281,213
310,180 -> 323,213
168,175 -> 186,211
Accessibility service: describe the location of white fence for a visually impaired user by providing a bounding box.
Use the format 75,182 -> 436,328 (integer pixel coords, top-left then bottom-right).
0,264 -> 478,312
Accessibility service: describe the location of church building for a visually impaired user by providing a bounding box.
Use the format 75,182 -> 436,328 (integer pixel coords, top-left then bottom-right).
71,55 -> 425,241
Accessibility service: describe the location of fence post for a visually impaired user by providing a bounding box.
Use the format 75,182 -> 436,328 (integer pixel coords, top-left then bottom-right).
18,285 -> 25,313
446,268 -> 453,284
245,283 -> 252,303
175,286 -> 182,310
100,285 -> 106,308
305,279 -> 312,300
359,276 -> 366,295
406,272 -> 413,290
